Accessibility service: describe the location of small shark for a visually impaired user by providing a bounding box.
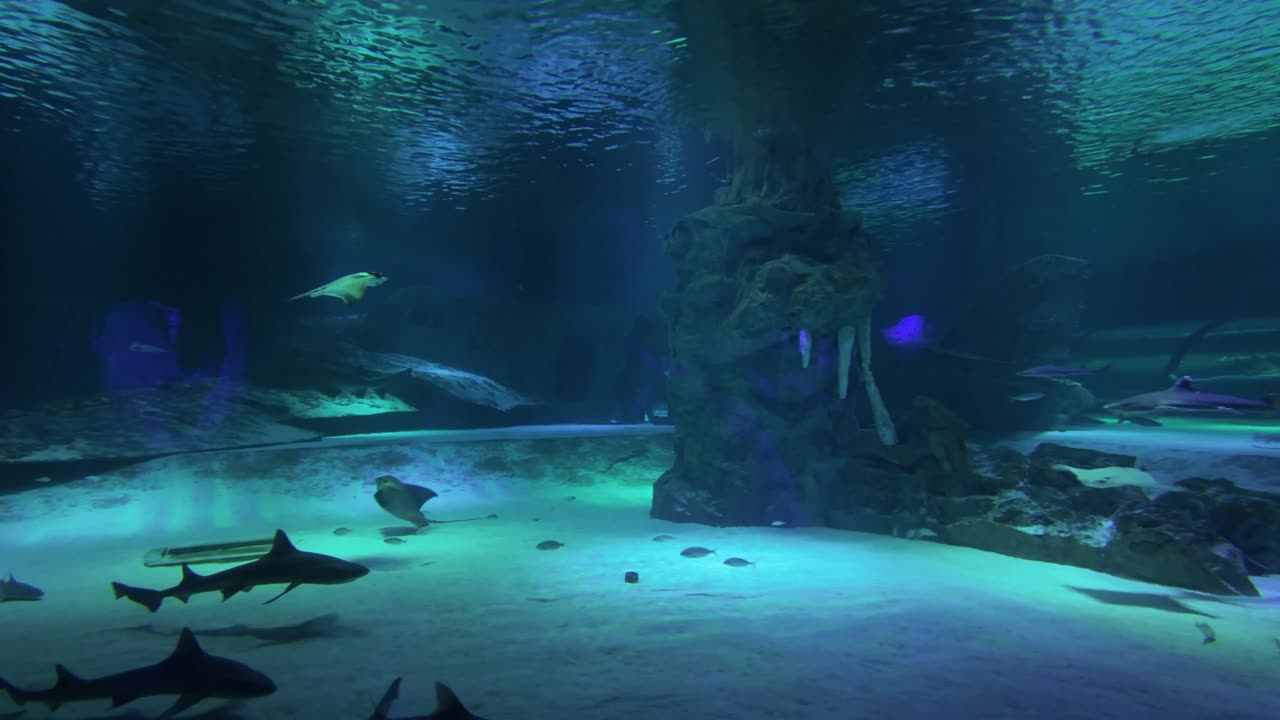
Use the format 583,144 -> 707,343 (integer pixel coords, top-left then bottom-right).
1018,363 -> 1111,378
0,573 -> 43,602
112,530 -> 369,613
290,272 -> 387,304
1104,376 -> 1274,418
0,627 -> 275,717
370,677 -> 488,720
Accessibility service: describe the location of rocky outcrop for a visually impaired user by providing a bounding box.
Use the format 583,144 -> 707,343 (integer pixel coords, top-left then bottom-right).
651,199 -> 889,528
816,397 -> 1277,596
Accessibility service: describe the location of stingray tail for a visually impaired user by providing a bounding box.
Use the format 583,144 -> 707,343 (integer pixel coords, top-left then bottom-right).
111,581 -> 165,613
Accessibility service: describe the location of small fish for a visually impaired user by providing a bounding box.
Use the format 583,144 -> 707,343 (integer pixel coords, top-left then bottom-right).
332,527 -> 352,536
651,534 -> 677,542
1194,621 -> 1216,644
0,572 -> 44,601
1018,363 -> 1111,378
723,557 -> 755,567
680,546 -> 716,558
1010,393 -> 1045,402
536,540 -> 564,550
383,537 -> 406,545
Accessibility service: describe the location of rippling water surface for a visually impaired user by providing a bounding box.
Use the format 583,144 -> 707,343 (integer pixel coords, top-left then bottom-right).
2,0 -> 1277,235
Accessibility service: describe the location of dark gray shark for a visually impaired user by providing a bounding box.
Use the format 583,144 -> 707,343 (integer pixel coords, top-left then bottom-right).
0,627 -> 275,717
0,573 -> 43,602
112,530 -> 369,613
1104,376 -> 1274,417
1018,363 -> 1111,378
370,677 -> 488,720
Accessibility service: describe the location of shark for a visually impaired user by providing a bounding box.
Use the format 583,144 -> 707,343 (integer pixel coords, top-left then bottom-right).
0,627 -> 276,717
370,677 -> 488,720
1104,376 -> 1274,418
1017,363 -> 1111,378
0,573 -> 43,602
111,529 -> 369,613
290,272 -> 387,304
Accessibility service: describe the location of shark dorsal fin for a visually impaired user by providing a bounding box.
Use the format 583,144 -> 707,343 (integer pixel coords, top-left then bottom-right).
171,627 -> 206,660
53,664 -> 85,689
434,682 -> 468,716
266,529 -> 297,556
179,565 -> 204,584
1172,376 -> 1196,391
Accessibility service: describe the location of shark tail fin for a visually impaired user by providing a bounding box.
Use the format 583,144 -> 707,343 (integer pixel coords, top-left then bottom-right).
0,675 -> 26,705
112,581 -> 165,613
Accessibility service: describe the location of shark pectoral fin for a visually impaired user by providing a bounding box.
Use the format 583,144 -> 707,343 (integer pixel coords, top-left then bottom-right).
264,582 -> 301,605
111,694 -> 141,708
220,585 -> 246,602
159,693 -> 205,719
372,677 -> 403,720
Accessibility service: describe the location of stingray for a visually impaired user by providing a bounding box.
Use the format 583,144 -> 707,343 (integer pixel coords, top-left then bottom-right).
289,272 -> 386,304
373,475 -> 438,529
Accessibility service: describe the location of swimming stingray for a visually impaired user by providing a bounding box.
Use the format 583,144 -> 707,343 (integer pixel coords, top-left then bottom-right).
290,272 -> 387,304
373,475 -> 438,529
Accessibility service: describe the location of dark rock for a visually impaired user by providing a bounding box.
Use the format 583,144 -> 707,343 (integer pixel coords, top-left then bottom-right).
651,197 -> 881,528
782,416 -> 1276,595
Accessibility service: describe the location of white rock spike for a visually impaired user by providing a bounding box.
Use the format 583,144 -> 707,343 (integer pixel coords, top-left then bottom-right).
837,325 -> 855,400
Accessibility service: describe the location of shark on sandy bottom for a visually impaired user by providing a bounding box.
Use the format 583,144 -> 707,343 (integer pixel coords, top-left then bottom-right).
0,573 -> 43,602
370,678 -> 488,720
0,628 -> 275,717
290,272 -> 387,304
1104,376 -> 1274,418
121,613 -> 364,649
112,530 -> 369,613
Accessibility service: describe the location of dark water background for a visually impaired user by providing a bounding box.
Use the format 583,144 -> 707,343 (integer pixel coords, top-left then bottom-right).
1,0 -> 1278,406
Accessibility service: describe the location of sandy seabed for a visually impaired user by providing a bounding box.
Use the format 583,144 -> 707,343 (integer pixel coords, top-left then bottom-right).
1,427 -> 1278,720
